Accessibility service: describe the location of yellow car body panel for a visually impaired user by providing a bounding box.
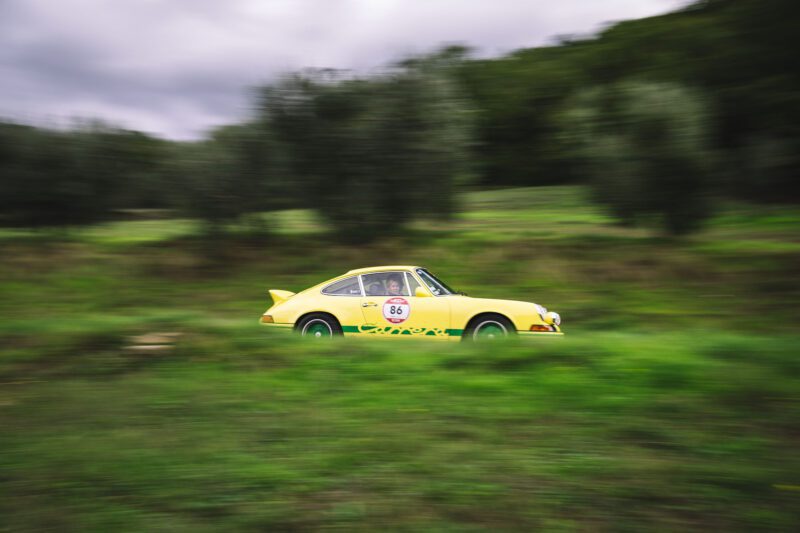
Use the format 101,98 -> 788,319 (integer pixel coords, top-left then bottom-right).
260,265 -> 563,340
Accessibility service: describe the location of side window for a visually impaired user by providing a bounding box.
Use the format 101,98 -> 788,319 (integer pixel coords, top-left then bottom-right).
405,272 -> 423,296
361,272 -> 410,297
321,276 -> 362,296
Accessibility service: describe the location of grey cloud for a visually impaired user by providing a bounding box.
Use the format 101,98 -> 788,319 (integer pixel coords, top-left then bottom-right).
0,0 -> 690,139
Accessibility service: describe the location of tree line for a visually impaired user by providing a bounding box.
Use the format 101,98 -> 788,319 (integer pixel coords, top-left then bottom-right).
1,0 -> 796,237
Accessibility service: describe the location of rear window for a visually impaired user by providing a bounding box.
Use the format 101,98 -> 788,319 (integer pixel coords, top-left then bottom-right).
321,276 -> 362,296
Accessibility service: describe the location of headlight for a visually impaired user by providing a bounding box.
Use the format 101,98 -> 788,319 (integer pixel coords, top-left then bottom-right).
544,311 -> 561,326
534,304 -> 547,319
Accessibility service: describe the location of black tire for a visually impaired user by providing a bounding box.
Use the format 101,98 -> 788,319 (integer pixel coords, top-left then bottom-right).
462,313 -> 515,342
296,313 -> 343,338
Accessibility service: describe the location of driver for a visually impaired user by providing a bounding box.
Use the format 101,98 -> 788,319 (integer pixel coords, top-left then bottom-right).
385,274 -> 404,296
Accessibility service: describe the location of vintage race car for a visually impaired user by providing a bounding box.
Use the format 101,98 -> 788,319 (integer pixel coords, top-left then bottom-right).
260,266 -> 562,340
260,266 -> 563,341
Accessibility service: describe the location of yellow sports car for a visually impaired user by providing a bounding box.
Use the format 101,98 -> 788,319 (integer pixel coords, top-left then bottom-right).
260,266 -> 563,341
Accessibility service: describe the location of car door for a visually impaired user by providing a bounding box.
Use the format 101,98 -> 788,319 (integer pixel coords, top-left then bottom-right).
359,271 -> 451,338
319,275 -> 368,336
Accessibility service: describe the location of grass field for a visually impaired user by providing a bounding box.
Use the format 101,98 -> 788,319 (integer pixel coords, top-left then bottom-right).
1,186 -> 798,530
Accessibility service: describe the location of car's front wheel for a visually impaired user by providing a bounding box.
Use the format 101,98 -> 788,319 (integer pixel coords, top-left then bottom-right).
297,313 -> 342,338
464,314 -> 515,341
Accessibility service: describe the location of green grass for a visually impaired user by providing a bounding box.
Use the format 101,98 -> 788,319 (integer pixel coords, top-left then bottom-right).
1,331 -> 798,530
1,186 -> 798,530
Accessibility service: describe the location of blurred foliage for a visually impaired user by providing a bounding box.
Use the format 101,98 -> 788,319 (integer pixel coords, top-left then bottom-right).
560,81 -> 713,234
0,0 -> 797,526
457,0 -> 799,201
172,123 -> 278,236
1,0 -> 798,238
259,59 -> 473,242
1,331 -> 798,530
0,186 -> 798,530
0,122 -> 169,228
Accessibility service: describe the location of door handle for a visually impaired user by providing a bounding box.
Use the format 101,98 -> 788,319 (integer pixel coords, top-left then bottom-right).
362,302 -> 377,307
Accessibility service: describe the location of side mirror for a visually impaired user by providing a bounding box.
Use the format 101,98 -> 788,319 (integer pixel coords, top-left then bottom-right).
415,287 -> 431,298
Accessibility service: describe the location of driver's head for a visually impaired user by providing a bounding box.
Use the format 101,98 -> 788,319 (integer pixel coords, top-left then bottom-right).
386,274 -> 403,295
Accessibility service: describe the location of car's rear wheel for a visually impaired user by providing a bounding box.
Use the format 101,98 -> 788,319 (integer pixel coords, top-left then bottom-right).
297,313 -> 342,338
464,314 -> 515,342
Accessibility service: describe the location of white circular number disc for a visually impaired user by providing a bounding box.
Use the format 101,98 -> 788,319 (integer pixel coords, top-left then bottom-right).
383,297 -> 410,324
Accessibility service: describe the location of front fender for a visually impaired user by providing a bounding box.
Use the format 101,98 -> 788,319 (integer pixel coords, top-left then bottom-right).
451,296 -> 548,332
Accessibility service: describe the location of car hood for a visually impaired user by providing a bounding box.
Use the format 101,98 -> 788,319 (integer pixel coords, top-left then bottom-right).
447,295 -> 541,313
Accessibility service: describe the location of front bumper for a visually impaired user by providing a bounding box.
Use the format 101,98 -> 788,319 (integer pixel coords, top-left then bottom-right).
517,330 -> 564,338
518,324 -> 563,338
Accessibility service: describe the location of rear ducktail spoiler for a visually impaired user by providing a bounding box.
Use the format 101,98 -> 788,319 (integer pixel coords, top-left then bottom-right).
269,289 -> 295,306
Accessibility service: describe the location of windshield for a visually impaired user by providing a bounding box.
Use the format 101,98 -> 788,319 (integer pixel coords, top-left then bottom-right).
416,268 -> 458,296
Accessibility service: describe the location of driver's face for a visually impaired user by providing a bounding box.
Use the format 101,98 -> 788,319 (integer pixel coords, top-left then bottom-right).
387,280 -> 401,294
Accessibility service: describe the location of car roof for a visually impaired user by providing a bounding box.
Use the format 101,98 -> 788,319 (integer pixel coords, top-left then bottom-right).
345,265 -> 421,275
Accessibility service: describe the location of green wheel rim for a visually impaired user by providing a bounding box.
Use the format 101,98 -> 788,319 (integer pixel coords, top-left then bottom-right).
474,321 -> 507,340
303,320 -> 332,338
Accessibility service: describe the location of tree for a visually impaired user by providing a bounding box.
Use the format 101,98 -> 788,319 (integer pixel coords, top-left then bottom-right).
172,122 -> 277,235
0,121 -> 172,229
259,62 -> 473,242
560,82 -> 714,235
0,122 -> 114,228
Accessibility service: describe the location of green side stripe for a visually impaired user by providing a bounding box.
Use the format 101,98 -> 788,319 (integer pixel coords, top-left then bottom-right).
340,325 -> 463,336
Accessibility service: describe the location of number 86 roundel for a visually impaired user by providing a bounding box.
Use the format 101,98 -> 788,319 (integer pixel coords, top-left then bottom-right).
383,297 -> 410,324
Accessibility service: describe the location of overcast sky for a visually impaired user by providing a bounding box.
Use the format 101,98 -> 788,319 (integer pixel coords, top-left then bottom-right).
0,0 -> 690,140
